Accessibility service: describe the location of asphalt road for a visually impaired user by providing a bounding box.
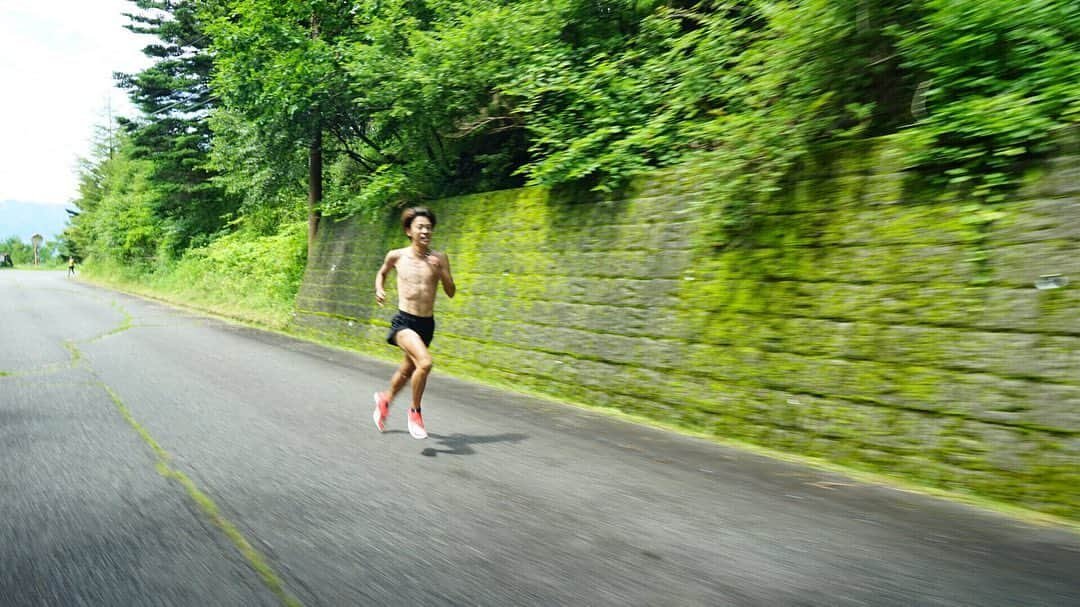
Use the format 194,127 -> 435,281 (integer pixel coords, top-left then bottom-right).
1,269 -> 1078,606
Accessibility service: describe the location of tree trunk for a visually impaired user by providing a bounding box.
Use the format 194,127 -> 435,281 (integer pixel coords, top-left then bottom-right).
308,129 -> 323,260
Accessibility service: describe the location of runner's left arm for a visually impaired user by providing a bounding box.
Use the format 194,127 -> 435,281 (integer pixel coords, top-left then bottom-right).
436,252 -> 455,298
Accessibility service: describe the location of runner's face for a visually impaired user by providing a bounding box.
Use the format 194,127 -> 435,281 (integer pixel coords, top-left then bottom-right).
409,217 -> 433,246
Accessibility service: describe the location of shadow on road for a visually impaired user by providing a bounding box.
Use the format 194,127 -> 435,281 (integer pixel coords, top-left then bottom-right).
421,432 -> 528,457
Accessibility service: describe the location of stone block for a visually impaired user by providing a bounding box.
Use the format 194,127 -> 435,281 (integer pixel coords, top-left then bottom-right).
1028,336 -> 1080,384
989,197 -> 1080,244
989,240 -> 1080,287
976,287 -> 1044,332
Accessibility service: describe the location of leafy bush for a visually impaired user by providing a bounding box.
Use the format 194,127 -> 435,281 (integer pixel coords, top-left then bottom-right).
68,135 -> 165,270
503,0 -> 1077,233
896,0 -> 1080,200
151,221 -> 308,326
83,221 -> 307,328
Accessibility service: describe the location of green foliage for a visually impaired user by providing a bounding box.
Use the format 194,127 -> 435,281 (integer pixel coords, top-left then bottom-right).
686,1 -> 912,239
509,0 -> 1075,235
896,0 -> 1080,201
116,0 -> 238,255
205,0 -> 361,218
82,221 -> 307,328
207,107 -> 309,226
206,0 -> 538,217
67,133 -> 166,270
146,221 -> 307,326
68,119 -> 306,327
67,0 -> 1080,272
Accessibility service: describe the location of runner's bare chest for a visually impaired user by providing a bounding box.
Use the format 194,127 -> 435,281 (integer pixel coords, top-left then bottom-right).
397,251 -> 438,287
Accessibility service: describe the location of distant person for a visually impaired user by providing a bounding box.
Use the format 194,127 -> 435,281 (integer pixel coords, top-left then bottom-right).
67,257 -> 76,277
372,206 -> 456,439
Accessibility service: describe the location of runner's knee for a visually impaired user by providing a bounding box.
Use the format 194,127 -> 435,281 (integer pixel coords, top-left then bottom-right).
415,356 -> 433,373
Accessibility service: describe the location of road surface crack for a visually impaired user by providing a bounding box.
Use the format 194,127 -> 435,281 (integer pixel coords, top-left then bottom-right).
100,382 -> 303,607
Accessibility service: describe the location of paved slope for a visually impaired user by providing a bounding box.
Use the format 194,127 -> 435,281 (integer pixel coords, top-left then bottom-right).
1,270 -> 1077,606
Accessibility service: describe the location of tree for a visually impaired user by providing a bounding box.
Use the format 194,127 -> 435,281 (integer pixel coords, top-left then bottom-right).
206,1 -> 539,225
115,0 -> 237,255
206,0 -> 362,256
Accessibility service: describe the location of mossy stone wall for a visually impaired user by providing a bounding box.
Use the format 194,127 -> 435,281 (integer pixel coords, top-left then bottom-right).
294,137 -> 1079,519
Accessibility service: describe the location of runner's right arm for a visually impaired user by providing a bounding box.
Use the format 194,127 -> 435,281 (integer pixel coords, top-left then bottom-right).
374,250 -> 400,306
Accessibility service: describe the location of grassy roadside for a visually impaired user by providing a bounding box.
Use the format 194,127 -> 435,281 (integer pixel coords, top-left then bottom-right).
78,222 -> 306,330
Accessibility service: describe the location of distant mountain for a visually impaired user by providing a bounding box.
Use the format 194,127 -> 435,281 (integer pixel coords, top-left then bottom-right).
0,200 -> 74,243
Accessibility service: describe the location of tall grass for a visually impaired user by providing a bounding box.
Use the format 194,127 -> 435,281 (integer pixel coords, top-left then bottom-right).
82,222 -> 306,329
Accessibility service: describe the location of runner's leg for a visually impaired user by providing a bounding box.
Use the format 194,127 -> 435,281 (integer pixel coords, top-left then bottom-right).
387,355 -> 415,401
394,329 -> 433,410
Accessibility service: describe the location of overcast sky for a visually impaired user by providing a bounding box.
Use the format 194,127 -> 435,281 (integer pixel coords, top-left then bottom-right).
0,1 -> 152,206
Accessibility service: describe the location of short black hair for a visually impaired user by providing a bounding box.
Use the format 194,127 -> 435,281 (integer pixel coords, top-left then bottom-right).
401,206 -> 437,231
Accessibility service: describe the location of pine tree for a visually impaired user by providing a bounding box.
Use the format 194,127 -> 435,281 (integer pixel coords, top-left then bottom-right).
114,0 -> 237,254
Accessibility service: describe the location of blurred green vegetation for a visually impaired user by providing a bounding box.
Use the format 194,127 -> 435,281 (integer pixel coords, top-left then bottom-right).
66,0 -> 1078,315
81,220 -> 307,328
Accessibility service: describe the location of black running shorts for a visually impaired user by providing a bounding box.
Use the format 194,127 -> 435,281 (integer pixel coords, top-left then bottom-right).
387,310 -> 436,347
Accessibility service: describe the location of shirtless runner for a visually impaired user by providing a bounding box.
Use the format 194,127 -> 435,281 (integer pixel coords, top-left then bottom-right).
372,207 -> 456,439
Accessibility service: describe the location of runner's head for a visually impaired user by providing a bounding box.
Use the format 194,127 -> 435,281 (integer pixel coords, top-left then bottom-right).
402,207 -> 437,232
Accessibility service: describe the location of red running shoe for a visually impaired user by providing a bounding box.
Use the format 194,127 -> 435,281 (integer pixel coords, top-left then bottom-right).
407,409 -> 428,439
372,392 -> 390,432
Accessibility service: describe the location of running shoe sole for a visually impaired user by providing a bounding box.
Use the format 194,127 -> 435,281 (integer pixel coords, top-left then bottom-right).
407,413 -> 428,439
